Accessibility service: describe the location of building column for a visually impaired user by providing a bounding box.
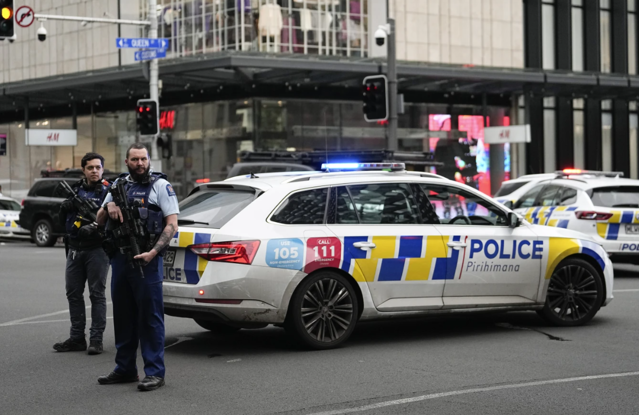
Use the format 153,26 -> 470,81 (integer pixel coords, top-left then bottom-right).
556,0 -> 572,70
524,0 -> 543,69
612,0 -> 629,74
584,0 -> 601,71
556,97 -> 574,170
613,99 -> 630,175
585,98 -> 603,170
526,93 -> 545,174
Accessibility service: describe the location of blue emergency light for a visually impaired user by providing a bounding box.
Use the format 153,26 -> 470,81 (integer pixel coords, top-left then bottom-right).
321,162 -> 406,172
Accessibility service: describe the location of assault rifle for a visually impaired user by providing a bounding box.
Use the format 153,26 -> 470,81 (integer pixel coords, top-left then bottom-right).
107,180 -> 147,277
58,180 -> 99,225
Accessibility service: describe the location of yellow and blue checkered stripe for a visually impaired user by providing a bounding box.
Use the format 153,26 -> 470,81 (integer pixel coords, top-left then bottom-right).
342,235 -> 458,282
596,210 -> 639,240
525,206 -> 576,228
0,220 -> 19,229
544,238 -> 606,279
174,231 -> 212,284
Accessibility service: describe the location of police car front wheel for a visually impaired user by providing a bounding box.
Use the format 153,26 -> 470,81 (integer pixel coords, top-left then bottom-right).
537,258 -> 604,327
285,271 -> 359,350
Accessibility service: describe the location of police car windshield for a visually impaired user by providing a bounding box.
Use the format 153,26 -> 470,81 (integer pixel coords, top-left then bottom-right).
178,189 -> 256,229
494,181 -> 528,197
0,200 -> 20,211
589,186 -> 639,208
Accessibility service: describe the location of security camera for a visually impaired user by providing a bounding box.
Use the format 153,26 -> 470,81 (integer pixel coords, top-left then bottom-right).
37,25 -> 47,42
375,27 -> 387,47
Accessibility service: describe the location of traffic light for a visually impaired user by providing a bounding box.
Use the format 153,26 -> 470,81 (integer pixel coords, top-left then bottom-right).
0,0 -> 14,40
362,75 -> 388,122
136,99 -> 159,136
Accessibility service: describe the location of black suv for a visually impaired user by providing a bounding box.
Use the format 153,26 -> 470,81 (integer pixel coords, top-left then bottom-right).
19,178 -> 78,247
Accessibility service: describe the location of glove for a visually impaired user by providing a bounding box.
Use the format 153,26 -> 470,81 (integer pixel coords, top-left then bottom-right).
60,199 -> 74,213
78,223 -> 98,239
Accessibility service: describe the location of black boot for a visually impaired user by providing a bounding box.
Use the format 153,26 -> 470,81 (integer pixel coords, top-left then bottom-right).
98,371 -> 139,385
137,376 -> 165,391
53,337 -> 87,352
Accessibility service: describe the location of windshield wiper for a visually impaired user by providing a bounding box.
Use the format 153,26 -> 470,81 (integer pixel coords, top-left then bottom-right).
177,219 -> 210,225
611,204 -> 639,208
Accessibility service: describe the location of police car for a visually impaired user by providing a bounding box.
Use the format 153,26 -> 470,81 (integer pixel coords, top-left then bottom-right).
0,195 -> 29,238
494,173 -> 557,207
163,163 -> 613,350
512,169 -> 639,263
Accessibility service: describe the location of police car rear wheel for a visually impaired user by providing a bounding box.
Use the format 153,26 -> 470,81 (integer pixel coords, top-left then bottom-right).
33,219 -> 56,247
538,258 -> 604,327
286,271 -> 358,350
193,319 -> 241,334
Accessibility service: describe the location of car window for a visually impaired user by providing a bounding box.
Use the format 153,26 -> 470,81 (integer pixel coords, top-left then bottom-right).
343,183 -> 420,225
420,184 -> 508,226
537,185 -> 562,206
179,189 -> 257,229
557,187 -> 578,205
271,188 -> 328,225
30,181 -> 59,197
588,186 -> 639,208
494,181 -> 529,197
334,187 -> 359,224
513,184 -> 545,209
0,200 -> 20,211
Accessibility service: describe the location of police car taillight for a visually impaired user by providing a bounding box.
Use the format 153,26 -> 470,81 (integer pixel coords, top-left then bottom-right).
189,241 -> 260,264
575,211 -> 613,221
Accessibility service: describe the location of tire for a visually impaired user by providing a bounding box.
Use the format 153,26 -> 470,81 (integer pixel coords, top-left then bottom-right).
32,219 -> 56,247
537,258 -> 604,326
193,319 -> 241,334
285,271 -> 359,350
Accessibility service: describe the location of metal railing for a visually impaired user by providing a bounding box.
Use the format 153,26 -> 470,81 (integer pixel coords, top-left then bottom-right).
141,0 -> 368,58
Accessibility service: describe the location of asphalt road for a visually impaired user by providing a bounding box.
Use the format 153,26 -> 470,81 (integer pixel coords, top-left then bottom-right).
2,239 -> 639,415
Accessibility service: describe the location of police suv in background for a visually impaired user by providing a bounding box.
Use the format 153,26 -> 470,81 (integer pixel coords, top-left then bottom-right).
163,163 -> 614,350
512,169 -> 639,263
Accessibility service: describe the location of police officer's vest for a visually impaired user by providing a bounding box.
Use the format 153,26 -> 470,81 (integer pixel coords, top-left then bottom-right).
65,179 -> 109,244
116,172 -> 167,240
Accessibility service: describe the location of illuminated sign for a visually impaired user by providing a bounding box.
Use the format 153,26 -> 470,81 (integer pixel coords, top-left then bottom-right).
160,110 -> 175,130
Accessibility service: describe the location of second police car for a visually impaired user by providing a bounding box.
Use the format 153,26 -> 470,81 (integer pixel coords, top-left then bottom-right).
163,164 -> 614,350
510,169 -> 639,263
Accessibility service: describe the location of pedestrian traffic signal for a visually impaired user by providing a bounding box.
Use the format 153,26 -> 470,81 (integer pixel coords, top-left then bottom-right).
0,0 -> 14,40
136,99 -> 159,136
362,75 -> 388,122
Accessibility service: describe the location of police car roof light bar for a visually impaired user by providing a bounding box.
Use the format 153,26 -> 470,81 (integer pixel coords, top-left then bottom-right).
556,169 -> 625,178
321,162 -> 406,172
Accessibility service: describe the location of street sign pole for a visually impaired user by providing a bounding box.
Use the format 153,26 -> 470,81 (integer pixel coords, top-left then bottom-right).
148,0 -> 160,168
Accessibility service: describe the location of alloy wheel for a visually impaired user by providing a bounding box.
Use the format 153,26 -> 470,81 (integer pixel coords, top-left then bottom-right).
546,264 -> 599,322
36,224 -> 49,244
300,277 -> 354,343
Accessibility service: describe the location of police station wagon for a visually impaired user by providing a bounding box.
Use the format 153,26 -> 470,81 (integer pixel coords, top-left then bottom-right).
163,163 -> 614,350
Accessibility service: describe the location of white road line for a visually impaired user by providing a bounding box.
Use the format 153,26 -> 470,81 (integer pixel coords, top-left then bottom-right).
307,371 -> 639,415
1,317 -> 114,326
613,289 -> 639,292
0,302 -> 113,327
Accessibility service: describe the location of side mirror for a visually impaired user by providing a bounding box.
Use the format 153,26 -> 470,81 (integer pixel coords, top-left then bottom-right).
508,212 -> 520,228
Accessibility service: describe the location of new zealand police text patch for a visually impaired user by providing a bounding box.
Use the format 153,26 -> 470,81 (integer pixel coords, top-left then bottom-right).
166,184 -> 176,197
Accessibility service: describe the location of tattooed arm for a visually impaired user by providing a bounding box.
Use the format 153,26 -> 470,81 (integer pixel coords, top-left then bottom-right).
134,214 -> 178,264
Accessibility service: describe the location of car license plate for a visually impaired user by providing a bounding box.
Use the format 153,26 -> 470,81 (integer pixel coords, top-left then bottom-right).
625,225 -> 639,234
163,249 -> 176,266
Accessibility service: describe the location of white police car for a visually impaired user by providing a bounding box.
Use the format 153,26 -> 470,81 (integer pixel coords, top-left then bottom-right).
512,169 -> 639,263
163,163 -> 614,350
494,173 -> 557,207
0,195 -> 29,238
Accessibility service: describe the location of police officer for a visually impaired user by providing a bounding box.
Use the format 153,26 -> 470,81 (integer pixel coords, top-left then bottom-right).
53,152 -> 110,355
96,143 -> 179,392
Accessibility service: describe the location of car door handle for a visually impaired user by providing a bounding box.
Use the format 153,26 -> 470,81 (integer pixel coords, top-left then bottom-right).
447,242 -> 468,250
353,242 -> 376,250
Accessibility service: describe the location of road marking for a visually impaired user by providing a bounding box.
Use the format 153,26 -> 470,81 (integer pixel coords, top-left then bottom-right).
164,336 -> 193,349
307,371 -> 639,415
0,303 -> 113,327
613,289 -> 639,292
1,317 -> 114,326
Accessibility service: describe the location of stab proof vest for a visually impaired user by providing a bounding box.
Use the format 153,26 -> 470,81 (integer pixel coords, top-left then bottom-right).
116,172 -> 167,241
65,179 -> 109,241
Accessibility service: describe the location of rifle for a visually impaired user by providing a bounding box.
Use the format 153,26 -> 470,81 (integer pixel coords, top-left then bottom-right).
107,179 -> 147,277
58,180 -> 99,225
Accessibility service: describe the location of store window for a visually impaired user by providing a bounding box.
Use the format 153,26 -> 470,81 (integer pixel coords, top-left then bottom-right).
601,0 -> 612,73
602,100 -> 613,171
542,0 -> 556,70
572,0 -> 585,71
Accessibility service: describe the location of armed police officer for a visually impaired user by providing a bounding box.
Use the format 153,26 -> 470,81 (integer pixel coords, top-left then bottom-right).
96,143 -> 179,392
53,153 -> 110,355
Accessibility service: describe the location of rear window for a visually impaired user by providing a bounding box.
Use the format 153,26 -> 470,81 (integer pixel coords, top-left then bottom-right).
0,200 -> 20,211
588,186 -> 639,208
494,181 -> 529,197
178,189 -> 257,228
29,180 -> 59,197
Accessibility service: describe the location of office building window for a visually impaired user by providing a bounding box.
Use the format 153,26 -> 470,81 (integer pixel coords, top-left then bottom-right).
631,0 -> 638,74
601,0 -> 612,73
542,0 -> 556,70
602,100 -> 613,171
574,98 -> 585,169
572,0 -> 584,71
544,97 -> 556,172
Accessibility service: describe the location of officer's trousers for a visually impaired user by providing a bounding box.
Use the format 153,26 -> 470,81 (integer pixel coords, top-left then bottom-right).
110,253 -> 165,378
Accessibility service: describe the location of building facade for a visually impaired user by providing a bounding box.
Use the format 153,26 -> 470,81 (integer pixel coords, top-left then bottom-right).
1,0 -> 632,202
